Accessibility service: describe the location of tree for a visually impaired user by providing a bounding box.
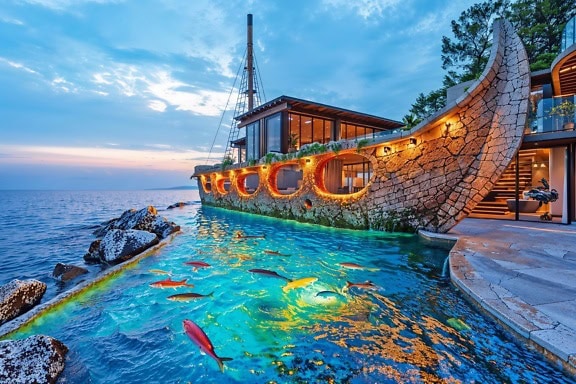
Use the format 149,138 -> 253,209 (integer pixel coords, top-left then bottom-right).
405,88 -> 447,122
441,0 -> 510,84
507,0 -> 576,71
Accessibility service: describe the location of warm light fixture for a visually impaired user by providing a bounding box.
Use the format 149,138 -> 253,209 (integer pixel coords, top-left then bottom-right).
540,162 -> 547,168
409,137 -> 417,146
306,158 -> 311,163
533,163 -> 539,168
383,146 -> 391,154
445,121 -> 452,135
262,165 -> 268,170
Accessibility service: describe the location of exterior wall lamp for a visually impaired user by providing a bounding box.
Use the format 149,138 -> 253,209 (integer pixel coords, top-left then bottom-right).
445,121 -> 452,135
383,146 -> 391,154
306,158 -> 311,163
409,138 -> 417,146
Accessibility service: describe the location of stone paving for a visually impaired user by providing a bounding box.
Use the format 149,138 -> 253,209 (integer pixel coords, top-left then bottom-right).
426,218 -> 576,375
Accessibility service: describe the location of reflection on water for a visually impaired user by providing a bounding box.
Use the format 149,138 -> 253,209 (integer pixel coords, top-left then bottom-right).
9,204 -> 573,383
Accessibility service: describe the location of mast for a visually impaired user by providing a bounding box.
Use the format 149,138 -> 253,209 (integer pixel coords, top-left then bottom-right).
247,13 -> 254,111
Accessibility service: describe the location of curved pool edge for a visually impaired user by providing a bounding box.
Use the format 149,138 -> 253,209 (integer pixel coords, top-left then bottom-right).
420,221 -> 576,378
0,231 -> 181,339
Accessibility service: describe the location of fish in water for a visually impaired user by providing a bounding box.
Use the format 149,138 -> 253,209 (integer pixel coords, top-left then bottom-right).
264,250 -> 290,256
345,280 -> 379,290
283,277 -> 318,292
185,261 -> 211,269
148,269 -> 171,275
447,317 -> 471,331
248,269 -> 291,282
149,278 -> 194,289
234,232 -> 266,239
338,262 -> 379,272
167,292 -> 214,301
183,319 -> 233,372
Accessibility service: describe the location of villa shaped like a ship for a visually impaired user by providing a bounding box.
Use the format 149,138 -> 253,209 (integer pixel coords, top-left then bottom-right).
193,17 -> 576,233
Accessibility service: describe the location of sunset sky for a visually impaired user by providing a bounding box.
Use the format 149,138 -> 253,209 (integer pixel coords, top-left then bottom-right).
0,0 -> 475,190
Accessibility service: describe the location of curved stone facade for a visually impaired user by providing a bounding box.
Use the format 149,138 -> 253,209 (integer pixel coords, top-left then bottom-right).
194,20 -> 530,233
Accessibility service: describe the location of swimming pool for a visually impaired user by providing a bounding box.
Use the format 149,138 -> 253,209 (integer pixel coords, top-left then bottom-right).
10,204 -> 572,383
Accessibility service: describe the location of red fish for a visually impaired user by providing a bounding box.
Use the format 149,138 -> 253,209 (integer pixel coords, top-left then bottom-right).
184,261 -> 211,268
149,278 -> 194,289
183,319 -> 232,372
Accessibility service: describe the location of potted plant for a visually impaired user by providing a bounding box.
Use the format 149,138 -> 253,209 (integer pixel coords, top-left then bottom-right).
288,133 -> 299,153
550,100 -> 576,130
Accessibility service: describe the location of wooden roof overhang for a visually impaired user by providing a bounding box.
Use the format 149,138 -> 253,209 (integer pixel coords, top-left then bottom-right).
551,43 -> 576,96
235,95 -> 403,131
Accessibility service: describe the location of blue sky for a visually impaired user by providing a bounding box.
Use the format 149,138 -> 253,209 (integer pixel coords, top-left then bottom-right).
0,0 -> 475,190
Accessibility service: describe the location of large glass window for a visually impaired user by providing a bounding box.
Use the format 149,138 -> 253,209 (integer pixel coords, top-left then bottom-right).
562,16 -> 576,52
341,123 -> 378,140
266,113 -> 282,153
246,121 -> 260,161
288,113 -> 332,148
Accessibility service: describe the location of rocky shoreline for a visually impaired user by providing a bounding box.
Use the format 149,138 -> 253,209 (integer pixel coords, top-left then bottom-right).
0,205 -> 182,383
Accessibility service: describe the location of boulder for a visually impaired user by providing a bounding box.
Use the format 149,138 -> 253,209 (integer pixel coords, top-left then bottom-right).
93,206 -> 179,240
98,229 -> 159,264
0,279 -> 46,325
52,263 -> 88,282
83,239 -> 102,263
167,201 -> 190,209
0,335 -> 68,384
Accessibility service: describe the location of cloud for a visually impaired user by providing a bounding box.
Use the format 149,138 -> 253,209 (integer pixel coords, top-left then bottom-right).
148,99 -> 167,112
321,0 -> 401,19
0,57 -> 39,75
0,16 -> 25,25
20,0 -> 120,11
0,144 -> 223,171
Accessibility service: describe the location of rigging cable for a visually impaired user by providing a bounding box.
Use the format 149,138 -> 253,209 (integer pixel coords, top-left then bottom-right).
206,48 -> 247,163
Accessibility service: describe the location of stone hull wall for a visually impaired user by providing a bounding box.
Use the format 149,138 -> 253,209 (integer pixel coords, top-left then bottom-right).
194,20 -> 530,234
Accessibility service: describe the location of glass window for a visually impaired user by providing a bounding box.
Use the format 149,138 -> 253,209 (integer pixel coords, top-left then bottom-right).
266,113 -> 282,153
246,121 -> 260,161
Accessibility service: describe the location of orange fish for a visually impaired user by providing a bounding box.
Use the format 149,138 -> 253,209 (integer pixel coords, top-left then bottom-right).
149,278 -> 194,289
183,319 -> 233,372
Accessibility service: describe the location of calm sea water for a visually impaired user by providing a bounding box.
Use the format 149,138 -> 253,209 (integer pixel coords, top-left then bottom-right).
0,190 -> 572,383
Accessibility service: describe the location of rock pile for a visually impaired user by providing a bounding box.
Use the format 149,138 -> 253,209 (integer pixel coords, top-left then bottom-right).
84,206 -> 180,265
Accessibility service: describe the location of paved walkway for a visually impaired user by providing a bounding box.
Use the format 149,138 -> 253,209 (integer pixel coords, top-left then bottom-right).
423,218 -> 576,374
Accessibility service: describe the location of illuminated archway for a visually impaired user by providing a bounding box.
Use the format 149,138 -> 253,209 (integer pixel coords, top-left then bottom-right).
236,170 -> 260,196
268,162 -> 303,196
316,153 -> 372,195
201,175 -> 212,193
214,173 -> 232,195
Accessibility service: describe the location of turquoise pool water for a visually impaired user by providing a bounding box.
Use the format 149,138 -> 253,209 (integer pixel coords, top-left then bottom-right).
10,204 -> 572,383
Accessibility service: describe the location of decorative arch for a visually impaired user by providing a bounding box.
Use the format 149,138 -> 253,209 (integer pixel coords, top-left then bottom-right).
268,162 -> 303,196
315,153 -> 373,195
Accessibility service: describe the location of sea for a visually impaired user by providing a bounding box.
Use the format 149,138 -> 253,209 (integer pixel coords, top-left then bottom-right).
0,189 -> 199,302
0,189 -> 573,383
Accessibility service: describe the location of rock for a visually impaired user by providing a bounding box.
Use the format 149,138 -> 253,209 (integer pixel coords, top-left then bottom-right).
95,206 -> 179,240
52,263 -> 88,282
83,239 -> 102,263
98,229 -> 159,264
0,279 -> 46,325
167,201 -> 190,209
0,335 -> 68,384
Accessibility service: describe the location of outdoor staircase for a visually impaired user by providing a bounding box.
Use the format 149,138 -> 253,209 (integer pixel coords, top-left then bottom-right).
471,151 -> 536,215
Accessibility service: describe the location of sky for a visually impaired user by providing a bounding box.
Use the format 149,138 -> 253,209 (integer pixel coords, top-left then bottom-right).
0,0 -> 476,190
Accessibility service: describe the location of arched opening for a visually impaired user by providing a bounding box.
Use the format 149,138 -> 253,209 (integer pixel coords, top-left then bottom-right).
318,154 -> 372,195
236,171 -> 260,195
215,173 -> 232,195
201,175 -> 212,193
269,162 -> 303,195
